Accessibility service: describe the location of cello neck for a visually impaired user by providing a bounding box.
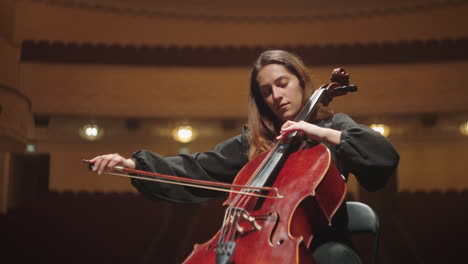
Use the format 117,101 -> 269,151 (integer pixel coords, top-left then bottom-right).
295,88 -> 326,122
249,89 -> 325,188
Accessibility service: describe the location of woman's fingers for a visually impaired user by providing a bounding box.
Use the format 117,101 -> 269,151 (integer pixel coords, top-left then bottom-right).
277,121 -> 325,142
280,120 -> 296,131
89,153 -> 124,174
107,155 -> 123,169
96,156 -> 110,175
92,156 -> 104,173
277,120 -> 339,144
277,122 -> 298,141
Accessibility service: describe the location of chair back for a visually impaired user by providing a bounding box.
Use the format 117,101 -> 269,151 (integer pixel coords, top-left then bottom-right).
346,201 -> 380,264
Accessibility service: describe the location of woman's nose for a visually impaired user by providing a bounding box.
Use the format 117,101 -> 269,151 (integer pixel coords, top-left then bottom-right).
271,86 -> 282,100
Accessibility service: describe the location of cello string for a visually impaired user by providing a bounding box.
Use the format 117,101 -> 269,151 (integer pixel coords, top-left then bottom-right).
216,129 -> 292,247
221,142 -> 287,243
217,148 -> 275,246
216,115 -> 301,248
230,207 -> 243,241
219,194 -> 248,244
220,143 -> 283,243
218,203 -> 234,244
224,208 -> 237,242
218,189 -> 256,245
223,189 -> 259,243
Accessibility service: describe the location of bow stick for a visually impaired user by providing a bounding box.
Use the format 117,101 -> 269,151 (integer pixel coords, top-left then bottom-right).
82,160 -> 283,199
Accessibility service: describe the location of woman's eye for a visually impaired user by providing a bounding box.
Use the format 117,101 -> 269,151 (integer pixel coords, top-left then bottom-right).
278,79 -> 289,87
263,89 -> 271,97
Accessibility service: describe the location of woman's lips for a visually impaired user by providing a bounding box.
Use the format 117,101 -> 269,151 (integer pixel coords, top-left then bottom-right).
278,103 -> 289,111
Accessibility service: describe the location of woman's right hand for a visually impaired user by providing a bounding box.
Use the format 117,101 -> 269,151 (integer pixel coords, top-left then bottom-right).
88,153 -> 136,175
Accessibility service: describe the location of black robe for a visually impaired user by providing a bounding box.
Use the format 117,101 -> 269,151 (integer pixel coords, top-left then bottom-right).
131,113 -> 399,248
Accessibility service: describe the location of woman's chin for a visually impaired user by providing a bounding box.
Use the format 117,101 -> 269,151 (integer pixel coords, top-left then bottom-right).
279,114 -> 294,122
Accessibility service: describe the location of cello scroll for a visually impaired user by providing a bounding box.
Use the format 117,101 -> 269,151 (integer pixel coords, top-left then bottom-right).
321,68 -> 358,106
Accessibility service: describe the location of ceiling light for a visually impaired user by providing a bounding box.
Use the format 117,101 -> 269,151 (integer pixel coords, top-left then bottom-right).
79,124 -> 104,141
172,125 -> 195,143
370,124 -> 391,137
459,121 -> 468,136
26,144 -> 36,152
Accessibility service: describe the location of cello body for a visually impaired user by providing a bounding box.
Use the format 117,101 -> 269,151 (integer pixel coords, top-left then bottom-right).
183,143 -> 347,264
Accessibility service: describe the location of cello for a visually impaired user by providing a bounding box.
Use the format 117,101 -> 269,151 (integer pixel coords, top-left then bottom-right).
84,68 -> 357,264
183,68 -> 356,264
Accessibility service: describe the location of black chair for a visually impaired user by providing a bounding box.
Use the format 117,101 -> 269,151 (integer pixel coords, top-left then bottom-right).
313,201 -> 380,264
346,201 -> 380,264
313,241 -> 363,264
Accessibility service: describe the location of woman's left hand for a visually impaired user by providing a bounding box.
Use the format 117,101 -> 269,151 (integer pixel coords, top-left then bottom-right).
276,120 -> 342,145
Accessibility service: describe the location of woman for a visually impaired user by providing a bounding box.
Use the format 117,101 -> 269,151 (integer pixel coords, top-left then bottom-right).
89,50 -> 399,263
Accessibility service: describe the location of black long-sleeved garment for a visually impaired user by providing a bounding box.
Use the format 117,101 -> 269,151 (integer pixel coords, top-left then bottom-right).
131,113 -> 399,248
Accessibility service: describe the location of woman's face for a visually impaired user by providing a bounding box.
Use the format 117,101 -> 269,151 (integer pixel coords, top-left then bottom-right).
257,64 -> 304,122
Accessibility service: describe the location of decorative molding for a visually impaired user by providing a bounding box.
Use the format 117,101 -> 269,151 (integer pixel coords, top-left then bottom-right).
0,84 -> 32,110
21,38 -> 468,66
24,0 -> 468,22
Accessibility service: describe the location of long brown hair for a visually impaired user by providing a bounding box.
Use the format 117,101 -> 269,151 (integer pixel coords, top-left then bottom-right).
247,50 -> 332,160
